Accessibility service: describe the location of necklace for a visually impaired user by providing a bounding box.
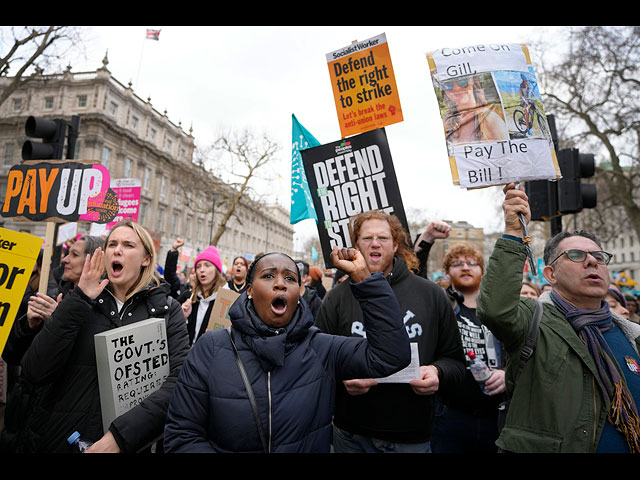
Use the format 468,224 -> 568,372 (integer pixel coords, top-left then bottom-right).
232,281 -> 246,292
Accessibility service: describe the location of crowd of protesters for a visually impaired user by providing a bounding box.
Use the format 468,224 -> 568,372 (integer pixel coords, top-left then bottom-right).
1,184 -> 640,453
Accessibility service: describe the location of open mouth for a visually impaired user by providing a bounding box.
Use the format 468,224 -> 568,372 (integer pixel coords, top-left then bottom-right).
111,260 -> 124,276
271,294 -> 288,316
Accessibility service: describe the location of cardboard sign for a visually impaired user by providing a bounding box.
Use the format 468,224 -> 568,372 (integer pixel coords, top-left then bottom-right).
0,227 -> 44,356
426,43 -> 560,188
94,317 -> 169,434
206,288 -> 240,331
1,160 -> 119,223
106,178 -> 141,229
327,33 -> 403,138
56,222 -> 78,246
301,128 -> 408,268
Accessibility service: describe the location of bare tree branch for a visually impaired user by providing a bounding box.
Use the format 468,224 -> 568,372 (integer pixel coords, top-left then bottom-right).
0,26 -> 83,108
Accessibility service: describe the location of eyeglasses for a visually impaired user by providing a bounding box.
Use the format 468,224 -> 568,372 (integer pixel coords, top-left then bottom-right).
359,235 -> 393,244
439,78 -> 471,91
450,260 -> 480,268
549,249 -> 613,266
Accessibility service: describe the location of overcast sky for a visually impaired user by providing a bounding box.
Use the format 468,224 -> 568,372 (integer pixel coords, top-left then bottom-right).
72,26 -> 562,247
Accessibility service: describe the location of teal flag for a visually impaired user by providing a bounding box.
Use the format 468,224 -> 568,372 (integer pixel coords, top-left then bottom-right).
291,114 -> 319,224
311,245 -> 318,262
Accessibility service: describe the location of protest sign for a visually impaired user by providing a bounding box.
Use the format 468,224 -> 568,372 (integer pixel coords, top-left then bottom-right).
206,288 -> 240,331
1,160 -> 118,294
56,222 -> 78,246
106,178 -> 141,229
426,43 -> 561,189
327,33 -> 403,138
0,228 -> 44,356
1,160 -> 119,223
301,128 -> 408,268
94,317 -> 169,434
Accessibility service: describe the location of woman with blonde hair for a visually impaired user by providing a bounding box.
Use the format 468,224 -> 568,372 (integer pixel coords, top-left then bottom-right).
20,220 -> 190,453
181,245 -> 226,346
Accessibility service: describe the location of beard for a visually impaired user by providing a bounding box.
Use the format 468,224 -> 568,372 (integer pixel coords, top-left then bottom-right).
450,272 -> 482,293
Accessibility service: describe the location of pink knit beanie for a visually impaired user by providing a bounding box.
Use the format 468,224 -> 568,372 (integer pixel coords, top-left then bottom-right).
194,246 -> 222,273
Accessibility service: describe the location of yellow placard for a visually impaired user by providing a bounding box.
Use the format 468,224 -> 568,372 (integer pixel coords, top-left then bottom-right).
0,227 -> 43,356
327,33 -> 403,138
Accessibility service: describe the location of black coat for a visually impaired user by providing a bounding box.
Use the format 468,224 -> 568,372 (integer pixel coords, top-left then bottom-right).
164,273 -> 411,453
20,280 -> 190,453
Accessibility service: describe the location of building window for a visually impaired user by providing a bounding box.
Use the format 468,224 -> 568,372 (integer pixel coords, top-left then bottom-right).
124,158 -> 132,178
102,147 -> 111,168
172,214 -> 179,235
77,95 -> 87,108
44,96 -> 54,109
157,208 -> 164,231
109,101 -> 118,116
12,98 -> 22,111
165,137 -> 172,151
149,128 -> 156,141
160,175 -> 167,197
144,167 -> 151,189
131,116 -> 138,130
4,143 -> 15,165
140,201 -> 148,226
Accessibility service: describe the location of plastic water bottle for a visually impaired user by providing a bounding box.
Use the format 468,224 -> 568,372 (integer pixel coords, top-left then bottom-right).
67,431 -> 93,453
467,350 -> 491,395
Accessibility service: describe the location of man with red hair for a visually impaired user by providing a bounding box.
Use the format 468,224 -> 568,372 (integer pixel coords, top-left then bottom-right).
430,243 -> 506,453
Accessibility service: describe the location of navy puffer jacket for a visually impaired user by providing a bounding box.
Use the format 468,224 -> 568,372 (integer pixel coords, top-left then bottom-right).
164,272 -> 410,453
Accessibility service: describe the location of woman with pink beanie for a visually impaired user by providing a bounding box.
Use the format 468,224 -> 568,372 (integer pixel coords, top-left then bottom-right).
181,246 -> 226,346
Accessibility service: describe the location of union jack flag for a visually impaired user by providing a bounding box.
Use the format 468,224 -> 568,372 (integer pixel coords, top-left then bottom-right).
146,29 -> 161,41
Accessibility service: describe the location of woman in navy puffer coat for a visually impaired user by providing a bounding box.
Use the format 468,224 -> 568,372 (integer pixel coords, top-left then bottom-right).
164,248 -> 411,453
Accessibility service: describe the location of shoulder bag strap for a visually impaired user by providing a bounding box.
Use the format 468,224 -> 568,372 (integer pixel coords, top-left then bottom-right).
226,327 -> 269,453
514,299 -> 542,382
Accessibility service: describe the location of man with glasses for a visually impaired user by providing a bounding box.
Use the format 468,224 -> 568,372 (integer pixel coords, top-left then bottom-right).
430,243 -> 506,452
477,183 -> 640,453
316,210 -> 465,453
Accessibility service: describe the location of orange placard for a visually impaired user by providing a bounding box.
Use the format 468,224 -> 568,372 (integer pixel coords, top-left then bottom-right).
327,33 -> 403,138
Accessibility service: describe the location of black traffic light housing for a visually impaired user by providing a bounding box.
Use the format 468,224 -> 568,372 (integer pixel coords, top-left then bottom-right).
22,116 -> 67,160
21,115 -> 80,161
556,148 -> 597,214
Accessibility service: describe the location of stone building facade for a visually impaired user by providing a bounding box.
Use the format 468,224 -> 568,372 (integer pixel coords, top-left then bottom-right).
0,55 -> 293,273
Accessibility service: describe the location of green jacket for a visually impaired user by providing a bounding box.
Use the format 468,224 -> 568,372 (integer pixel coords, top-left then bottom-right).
477,238 -> 640,453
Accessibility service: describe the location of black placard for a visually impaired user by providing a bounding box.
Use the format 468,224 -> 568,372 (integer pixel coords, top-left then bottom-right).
302,128 -> 408,268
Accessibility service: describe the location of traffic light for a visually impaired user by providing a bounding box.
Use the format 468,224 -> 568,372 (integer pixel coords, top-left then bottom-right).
22,116 -> 67,160
526,179 -> 558,221
557,148 -> 597,214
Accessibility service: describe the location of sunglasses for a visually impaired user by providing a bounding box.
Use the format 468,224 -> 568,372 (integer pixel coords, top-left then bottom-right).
439,78 -> 471,91
549,249 -> 613,266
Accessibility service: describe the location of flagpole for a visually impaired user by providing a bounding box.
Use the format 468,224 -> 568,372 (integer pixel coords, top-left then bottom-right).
135,30 -> 146,89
